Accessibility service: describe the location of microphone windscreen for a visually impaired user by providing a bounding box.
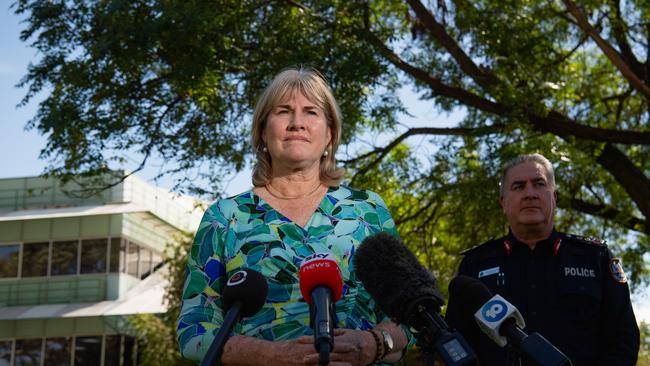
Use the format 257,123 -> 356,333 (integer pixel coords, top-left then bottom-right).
448,275 -> 494,315
299,252 -> 343,303
355,232 -> 443,323
222,268 -> 268,317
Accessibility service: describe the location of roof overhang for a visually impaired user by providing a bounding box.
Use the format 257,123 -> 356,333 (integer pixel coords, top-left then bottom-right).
0,203 -> 144,222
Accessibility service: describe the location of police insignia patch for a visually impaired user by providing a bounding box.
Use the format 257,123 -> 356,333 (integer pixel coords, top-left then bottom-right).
609,258 -> 628,283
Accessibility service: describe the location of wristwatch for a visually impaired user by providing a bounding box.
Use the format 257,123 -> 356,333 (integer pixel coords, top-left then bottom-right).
379,329 -> 394,359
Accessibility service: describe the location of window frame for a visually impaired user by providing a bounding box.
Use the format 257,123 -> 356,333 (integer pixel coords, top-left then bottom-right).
0,242 -> 21,279
1,236 -> 163,281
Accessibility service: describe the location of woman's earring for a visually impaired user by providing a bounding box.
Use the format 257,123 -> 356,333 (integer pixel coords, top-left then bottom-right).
262,146 -> 268,153
323,150 -> 329,157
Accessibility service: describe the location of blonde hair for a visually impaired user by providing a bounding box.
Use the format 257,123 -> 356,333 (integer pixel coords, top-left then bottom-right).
251,67 -> 345,187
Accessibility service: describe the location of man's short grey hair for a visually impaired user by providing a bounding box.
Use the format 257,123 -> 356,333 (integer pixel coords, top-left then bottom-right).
499,153 -> 555,196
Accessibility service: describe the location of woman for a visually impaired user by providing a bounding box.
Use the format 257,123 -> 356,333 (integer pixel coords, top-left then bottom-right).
177,68 -> 410,365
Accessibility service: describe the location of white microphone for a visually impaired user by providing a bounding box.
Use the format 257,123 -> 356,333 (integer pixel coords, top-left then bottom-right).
449,276 -> 572,366
473,294 -> 525,347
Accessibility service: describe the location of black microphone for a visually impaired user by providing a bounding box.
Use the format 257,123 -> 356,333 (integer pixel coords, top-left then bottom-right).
448,275 -> 572,366
200,268 -> 268,366
355,232 -> 477,366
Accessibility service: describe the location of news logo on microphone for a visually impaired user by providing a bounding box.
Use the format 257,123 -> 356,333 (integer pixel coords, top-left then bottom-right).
301,252 -> 337,271
481,298 -> 508,322
299,252 -> 343,304
473,294 -> 525,347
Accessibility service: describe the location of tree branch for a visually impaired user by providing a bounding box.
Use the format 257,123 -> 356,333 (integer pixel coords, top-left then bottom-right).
607,0 -> 647,82
360,28 -> 507,115
394,196 -> 441,226
63,153 -> 151,198
529,110 -> 650,144
343,124 -> 506,178
646,21 -> 650,74
357,10 -> 650,146
61,97 -> 181,198
288,0 -> 650,146
563,0 -> 650,100
595,143 -> 650,225
559,196 -> 646,234
405,0 -> 497,89
282,0 -> 506,115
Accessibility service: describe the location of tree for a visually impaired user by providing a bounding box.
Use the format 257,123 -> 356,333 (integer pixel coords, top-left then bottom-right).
639,321 -> 650,366
13,0 -> 650,284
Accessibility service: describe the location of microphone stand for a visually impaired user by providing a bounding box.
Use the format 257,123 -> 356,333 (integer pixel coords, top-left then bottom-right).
410,302 -> 478,366
200,301 -> 243,366
506,346 -> 524,366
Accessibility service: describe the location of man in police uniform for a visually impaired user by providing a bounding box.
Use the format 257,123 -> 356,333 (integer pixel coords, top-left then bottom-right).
445,154 -> 640,365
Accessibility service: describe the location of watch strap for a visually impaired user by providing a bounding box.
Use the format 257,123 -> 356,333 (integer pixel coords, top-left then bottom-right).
379,329 -> 393,359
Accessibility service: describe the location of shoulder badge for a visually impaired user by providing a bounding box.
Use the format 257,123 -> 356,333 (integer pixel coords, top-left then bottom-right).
503,239 -> 512,256
564,234 -> 607,247
609,257 -> 628,283
552,238 -> 562,256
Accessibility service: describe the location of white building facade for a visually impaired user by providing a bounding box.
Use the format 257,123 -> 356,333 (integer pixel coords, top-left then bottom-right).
0,174 -> 203,365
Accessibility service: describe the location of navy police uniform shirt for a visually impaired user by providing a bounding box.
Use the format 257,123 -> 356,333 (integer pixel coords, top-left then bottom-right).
445,230 -> 640,366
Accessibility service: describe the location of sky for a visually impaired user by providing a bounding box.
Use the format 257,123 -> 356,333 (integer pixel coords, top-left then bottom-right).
1,5 -> 648,324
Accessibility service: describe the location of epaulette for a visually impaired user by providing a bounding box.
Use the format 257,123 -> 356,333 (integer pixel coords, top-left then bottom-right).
461,236 -> 499,255
563,233 -> 607,247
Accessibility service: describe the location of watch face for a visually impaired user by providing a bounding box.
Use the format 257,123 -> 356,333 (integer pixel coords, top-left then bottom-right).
381,330 -> 394,353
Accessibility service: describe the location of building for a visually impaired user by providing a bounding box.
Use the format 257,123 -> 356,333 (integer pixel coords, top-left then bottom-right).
0,174 -> 204,365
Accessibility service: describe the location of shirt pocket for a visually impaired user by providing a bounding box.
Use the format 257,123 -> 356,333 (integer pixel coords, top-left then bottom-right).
557,279 -> 601,325
474,260 -> 502,293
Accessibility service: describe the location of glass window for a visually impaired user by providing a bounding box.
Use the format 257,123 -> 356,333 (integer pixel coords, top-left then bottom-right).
80,239 -> 107,274
50,240 -> 78,276
15,338 -> 43,366
139,248 -> 152,279
126,242 -> 139,278
104,335 -> 121,366
44,337 -> 71,366
0,339 -> 11,366
22,242 -> 49,277
123,336 -> 136,366
0,244 -> 20,278
74,336 -> 102,366
151,251 -> 163,272
109,238 -> 124,273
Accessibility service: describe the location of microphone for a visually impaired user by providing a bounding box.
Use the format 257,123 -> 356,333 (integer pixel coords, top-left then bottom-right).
200,268 -> 268,366
448,275 -> 572,366
355,232 -> 477,366
299,252 -> 343,366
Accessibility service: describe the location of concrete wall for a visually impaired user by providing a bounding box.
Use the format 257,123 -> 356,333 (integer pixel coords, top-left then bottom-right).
0,316 -> 130,339
0,214 -> 122,243
0,176 -> 113,211
0,273 -> 144,306
0,174 -> 205,233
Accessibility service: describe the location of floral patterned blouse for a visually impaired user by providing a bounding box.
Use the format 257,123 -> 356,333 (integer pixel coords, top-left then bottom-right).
177,185 -> 403,361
